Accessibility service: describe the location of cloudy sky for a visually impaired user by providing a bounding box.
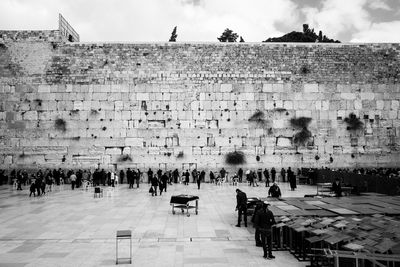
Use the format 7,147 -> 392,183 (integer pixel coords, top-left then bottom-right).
0,0 -> 399,43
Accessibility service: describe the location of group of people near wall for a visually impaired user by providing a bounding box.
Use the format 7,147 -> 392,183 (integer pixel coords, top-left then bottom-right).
236,188 -> 277,260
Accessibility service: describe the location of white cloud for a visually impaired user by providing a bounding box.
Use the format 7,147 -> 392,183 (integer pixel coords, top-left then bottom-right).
351,21 -> 400,42
0,0 -> 398,42
301,0 -> 371,41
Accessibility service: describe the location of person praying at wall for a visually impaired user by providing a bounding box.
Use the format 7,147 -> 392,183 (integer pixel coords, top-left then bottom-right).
183,170 -> 190,185
173,169 -> 179,183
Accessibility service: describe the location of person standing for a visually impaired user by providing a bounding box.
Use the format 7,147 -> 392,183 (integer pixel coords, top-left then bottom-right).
119,169 -> 125,184
209,171 -> 215,184
263,168 -> 270,187
183,170 -> 190,185
173,169 -> 179,184
111,171 -> 115,187
257,169 -> 263,182
288,167 -> 296,191
254,202 -> 276,259
280,168 -> 286,183
160,172 -> 168,195
131,169 -> 137,189
220,168 -> 226,181
271,168 -> 276,184
151,175 -> 158,196
147,168 -> 153,184
127,168 -> 134,189
136,169 -> 141,188
196,172 -> 201,190
29,182 -> 36,197
70,172 -> 77,190
331,178 -> 342,197
235,189 -> 247,227
252,202 -> 264,247
238,168 -> 243,183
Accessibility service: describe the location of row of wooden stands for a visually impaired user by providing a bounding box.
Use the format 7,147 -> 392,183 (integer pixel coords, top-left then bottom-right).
269,214 -> 400,266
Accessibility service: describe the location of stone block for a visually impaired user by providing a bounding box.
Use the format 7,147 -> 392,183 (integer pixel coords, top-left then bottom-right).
340,93 -> 356,100
361,92 -> 375,100
304,83 -> 319,93
221,84 -> 233,93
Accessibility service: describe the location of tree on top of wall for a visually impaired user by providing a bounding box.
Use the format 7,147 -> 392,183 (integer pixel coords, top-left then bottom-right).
263,24 -> 340,43
218,28 -> 239,42
169,26 -> 178,42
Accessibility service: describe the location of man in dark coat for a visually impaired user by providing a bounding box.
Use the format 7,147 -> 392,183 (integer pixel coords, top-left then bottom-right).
268,183 -> 282,198
271,168 -> 276,183
160,172 -> 168,195
280,168 -> 286,183
254,202 -> 276,259
150,175 -> 158,196
173,169 -> 179,183
331,178 -> 342,197
288,167 -> 296,191
235,189 -> 247,227
119,169 -> 125,184
147,168 -> 153,184
126,168 -> 133,189
263,168 -> 270,187
183,170 -> 190,185
238,168 -> 243,183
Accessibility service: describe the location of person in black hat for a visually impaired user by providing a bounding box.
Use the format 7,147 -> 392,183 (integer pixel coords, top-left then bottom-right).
254,202 -> 276,259
235,189 -> 247,227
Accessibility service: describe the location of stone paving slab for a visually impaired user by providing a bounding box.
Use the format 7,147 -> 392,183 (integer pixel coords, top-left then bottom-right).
0,182 -> 313,266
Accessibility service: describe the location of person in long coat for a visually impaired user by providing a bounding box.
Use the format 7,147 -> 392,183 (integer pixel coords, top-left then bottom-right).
288,167 -> 296,191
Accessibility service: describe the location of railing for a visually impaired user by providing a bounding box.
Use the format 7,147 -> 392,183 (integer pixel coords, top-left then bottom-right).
58,13 -> 80,42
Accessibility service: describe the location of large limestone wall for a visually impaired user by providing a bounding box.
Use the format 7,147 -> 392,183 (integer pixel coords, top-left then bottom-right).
0,31 -> 399,171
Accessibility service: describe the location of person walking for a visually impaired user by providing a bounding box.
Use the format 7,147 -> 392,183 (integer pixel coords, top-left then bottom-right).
235,189 -> 247,227
151,175 -> 158,196
254,202 -> 276,259
147,168 -> 153,184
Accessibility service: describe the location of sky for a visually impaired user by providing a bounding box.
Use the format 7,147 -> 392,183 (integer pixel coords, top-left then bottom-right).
0,0 -> 399,43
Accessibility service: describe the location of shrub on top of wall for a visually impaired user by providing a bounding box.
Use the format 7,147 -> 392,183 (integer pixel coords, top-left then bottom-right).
225,151 -> 246,165
344,113 -> 364,131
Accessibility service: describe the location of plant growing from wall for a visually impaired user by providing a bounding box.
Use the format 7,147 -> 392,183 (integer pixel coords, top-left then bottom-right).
290,117 -> 312,128
344,113 -> 364,131
55,118 -> 67,132
225,151 -> 246,165
290,117 -> 312,147
293,128 -> 312,146
249,110 -> 268,128
118,154 -> 132,162
176,151 -> 184,158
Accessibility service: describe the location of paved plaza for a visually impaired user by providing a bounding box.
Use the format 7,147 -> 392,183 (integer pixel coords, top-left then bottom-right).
0,181 -> 317,267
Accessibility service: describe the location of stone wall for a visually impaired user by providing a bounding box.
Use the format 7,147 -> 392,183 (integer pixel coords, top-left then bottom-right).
0,31 -> 399,171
